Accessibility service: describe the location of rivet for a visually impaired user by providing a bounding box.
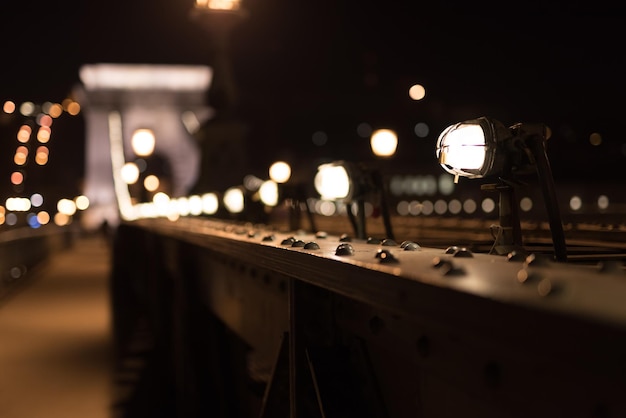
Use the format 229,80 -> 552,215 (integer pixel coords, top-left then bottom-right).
507,250 -> 527,262
304,242 -> 320,250
281,237 -> 296,245
452,247 -> 473,258
433,257 -> 464,276
335,243 -> 355,256
445,246 -> 459,254
524,253 -> 551,267
339,234 -> 352,242
376,249 -> 397,263
440,261 -> 464,276
432,256 -> 445,268
315,231 -> 328,239
381,238 -> 398,246
537,278 -> 553,296
515,269 -> 533,283
367,237 -> 382,245
291,240 -> 306,247
401,241 -> 420,251
262,234 -> 275,242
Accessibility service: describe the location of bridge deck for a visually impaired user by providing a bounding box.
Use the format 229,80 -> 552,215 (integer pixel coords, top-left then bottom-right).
0,233 -> 128,418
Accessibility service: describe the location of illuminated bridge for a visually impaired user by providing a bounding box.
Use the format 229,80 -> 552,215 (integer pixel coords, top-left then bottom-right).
3,71 -> 626,417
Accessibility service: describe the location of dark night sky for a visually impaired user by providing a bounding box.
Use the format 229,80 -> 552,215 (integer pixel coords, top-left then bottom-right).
2,1 -> 626,188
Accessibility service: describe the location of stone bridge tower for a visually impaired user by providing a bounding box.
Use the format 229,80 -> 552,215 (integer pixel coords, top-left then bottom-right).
76,63 -> 212,230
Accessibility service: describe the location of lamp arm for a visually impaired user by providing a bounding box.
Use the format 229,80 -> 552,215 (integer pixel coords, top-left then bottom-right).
371,170 -> 395,240
345,201 -> 363,240
526,135 -> 567,262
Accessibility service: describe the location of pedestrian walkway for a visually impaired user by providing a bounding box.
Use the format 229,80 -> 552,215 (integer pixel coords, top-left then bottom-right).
0,233 -> 114,418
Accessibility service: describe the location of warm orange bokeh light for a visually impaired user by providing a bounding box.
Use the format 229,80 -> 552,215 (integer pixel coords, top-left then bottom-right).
11,171 -> 24,185
17,125 -> 32,143
3,101 -> 16,114
37,126 -> 51,143
14,146 -> 28,165
67,101 -> 81,116
38,114 -> 53,127
48,103 -> 63,118
35,151 -> 49,165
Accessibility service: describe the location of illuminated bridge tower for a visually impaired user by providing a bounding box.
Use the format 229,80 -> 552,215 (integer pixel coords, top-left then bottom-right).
76,63 -> 213,230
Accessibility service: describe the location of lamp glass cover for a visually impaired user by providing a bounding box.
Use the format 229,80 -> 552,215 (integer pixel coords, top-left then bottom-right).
437,123 -> 487,176
314,164 -> 351,200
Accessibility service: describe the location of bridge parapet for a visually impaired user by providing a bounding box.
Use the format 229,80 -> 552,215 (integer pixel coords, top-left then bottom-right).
112,217 -> 626,417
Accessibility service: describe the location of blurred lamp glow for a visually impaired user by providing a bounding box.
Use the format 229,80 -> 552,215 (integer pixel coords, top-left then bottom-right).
144,175 -> 160,192
370,129 -> 398,157
189,195 -> 203,215
131,129 -> 156,157
269,161 -> 291,183
75,195 -> 90,210
224,187 -> 244,213
57,198 -> 77,216
259,180 -> 279,206
314,163 -> 351,200
121,162 -> 140,184
202,193 -> 219,214
196,0 -> 241,10
408,84 -> 426,100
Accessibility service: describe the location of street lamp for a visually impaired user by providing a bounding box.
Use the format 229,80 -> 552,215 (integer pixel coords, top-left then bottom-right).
314,160 -> 394,240
131,128 -> 155,157
370,128 -> 398,158
189,0 -> 249,194
436,116 -> 567,262
189,0 -> 247,116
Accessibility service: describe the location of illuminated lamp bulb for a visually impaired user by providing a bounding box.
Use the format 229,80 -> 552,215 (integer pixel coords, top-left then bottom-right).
314,160 -> 394,240
314,163 -> 351,200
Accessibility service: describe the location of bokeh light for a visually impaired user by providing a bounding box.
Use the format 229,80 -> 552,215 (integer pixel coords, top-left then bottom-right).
269,161 -> 291,183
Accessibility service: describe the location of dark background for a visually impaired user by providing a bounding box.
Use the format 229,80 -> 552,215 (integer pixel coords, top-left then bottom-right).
1,1 -> 625,193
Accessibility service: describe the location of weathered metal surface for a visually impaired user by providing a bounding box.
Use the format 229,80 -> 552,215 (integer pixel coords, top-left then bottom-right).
112,217 -> 626,417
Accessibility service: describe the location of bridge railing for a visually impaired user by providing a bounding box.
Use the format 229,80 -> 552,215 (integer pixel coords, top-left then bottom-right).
111,216 -> 626,418
0,225 -> 74,303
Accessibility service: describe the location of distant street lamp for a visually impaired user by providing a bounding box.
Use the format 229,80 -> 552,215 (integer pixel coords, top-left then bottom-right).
189,0 -> 249,193
189,0 -> 247,117
131,128 -> 156,157
314,160 -> 395,240
370,129 -> 398,158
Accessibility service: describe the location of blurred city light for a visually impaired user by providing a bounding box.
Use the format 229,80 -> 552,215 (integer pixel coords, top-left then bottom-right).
131,129 -> 156,157
269,161 -> 291,184
223,187 -> 244,213
370,129 -> 398,157
259,180 -> 279,206
408,84 -> 426,100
